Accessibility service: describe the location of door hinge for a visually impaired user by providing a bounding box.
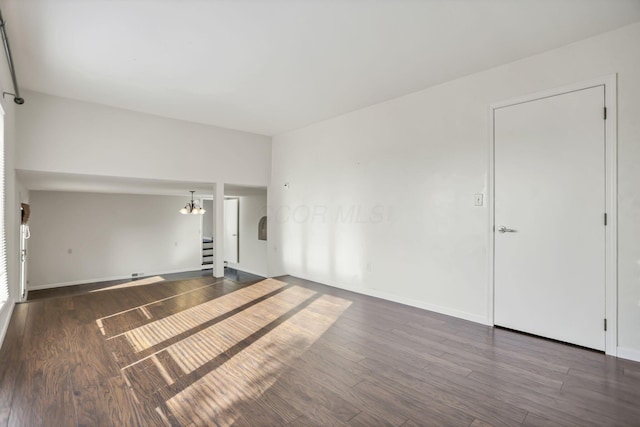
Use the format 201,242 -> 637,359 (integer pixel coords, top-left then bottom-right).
604,213 -> 607,226
603,107 -> 607,120
604,318 -> 607,331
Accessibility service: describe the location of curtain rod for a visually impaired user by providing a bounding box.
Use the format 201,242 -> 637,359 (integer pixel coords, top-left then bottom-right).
0,7 -> 23,105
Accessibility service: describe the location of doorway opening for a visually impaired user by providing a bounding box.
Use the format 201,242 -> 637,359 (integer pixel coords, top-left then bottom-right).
200,198 -> 214,270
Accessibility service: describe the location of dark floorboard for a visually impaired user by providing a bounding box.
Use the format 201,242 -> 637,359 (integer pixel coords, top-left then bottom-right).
223,267 -> 265,283
26,269 -> 217,301
1,274 -> 639,426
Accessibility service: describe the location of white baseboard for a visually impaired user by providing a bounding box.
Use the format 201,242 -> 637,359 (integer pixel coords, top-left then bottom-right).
617,347 -> 640,363
285,272 -> 490,326
0,300 -> 15,349
28,266 -> 206,291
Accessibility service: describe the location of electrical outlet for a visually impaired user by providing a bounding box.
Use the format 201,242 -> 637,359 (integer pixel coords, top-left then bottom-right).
284,182 -> 290,190
474,194 -> 484,206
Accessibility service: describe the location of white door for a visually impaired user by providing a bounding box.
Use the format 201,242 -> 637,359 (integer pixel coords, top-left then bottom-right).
224,198 -> 239,263
494,85 -> 606,351
19,224 -> 30,300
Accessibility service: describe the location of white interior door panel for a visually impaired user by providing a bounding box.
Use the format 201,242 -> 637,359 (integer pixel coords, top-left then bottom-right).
494,86 -> 606,350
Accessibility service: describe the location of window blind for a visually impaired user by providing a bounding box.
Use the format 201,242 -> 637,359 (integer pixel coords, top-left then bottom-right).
0,113 -> 8,309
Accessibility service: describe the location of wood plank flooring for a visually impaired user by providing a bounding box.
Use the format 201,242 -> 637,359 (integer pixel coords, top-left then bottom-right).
1,274 -> 640,426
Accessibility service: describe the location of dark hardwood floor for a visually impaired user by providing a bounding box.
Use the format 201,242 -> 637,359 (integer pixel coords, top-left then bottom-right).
1,275 -> 640,426
26,270 -> 217,301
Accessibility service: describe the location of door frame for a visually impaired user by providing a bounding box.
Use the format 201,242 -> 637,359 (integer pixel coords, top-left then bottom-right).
487,75 -> 618,356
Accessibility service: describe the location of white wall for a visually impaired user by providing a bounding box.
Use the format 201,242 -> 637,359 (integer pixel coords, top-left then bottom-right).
227,192 -> 268,277
270,23 -> 640,357
27,191 -> 202,288
16,91 -> 272,186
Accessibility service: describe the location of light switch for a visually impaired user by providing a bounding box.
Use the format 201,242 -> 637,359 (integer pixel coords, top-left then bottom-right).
474,194 -> 483,206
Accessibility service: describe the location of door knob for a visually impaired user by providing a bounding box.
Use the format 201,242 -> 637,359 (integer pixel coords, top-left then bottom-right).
497,226 -> 516,233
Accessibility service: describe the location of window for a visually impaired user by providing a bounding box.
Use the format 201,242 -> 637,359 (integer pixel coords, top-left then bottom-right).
0,112 -> 7,310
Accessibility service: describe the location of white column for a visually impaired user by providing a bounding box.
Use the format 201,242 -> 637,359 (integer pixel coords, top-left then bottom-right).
212,182 -> 225,278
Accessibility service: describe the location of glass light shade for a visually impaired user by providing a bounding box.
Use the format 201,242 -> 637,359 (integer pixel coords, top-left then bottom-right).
179,207 -> 188,214
199,208 -> 206,214
191,209 -> 198,215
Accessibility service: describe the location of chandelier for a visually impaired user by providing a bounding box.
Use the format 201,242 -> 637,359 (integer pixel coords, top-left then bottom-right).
179,191 -> 206,215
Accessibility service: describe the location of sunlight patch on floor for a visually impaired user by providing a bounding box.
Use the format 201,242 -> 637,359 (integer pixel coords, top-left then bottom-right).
163,294 -> 352,426
165,284 -> 315,374
88,275 -> 166,292
95,279 -> 224,337
121,279 -> 286,352
108,277 -> 352,426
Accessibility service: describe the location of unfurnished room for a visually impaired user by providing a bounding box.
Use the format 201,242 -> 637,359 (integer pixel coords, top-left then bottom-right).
0,0 -> 639,426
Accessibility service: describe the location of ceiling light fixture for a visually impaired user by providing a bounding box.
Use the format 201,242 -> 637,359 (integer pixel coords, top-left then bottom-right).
179,191 -> 206,215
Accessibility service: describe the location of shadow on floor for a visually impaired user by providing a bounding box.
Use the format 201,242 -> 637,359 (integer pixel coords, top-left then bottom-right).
224,267 -> 266,284
28,268 -> 266,301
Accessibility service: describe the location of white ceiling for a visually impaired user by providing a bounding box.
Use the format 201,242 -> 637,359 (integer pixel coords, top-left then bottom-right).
4,0 -> 640,136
